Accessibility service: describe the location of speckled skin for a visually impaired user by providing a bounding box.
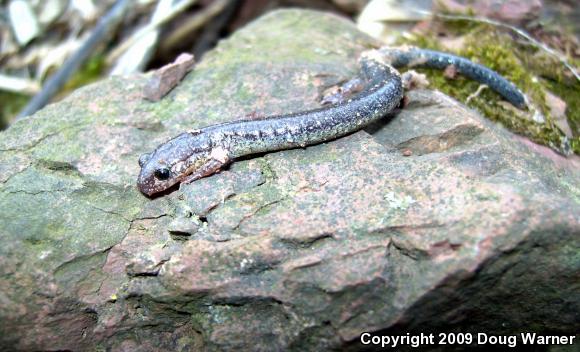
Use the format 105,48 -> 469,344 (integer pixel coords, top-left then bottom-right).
207,55 -> 403,158
137,48 -> 527,196
137,52 -> 403,196
379,47 -> 527,108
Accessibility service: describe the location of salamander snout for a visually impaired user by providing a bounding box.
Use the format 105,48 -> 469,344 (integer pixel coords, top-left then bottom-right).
137,159 -> 180,196
137,131 -> 221,196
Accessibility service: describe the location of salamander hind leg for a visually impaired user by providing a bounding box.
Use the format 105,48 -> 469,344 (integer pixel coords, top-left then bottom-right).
321,77 -> 365,105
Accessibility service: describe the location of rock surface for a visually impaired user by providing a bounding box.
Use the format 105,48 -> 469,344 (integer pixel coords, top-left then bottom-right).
1,9 -> 579,351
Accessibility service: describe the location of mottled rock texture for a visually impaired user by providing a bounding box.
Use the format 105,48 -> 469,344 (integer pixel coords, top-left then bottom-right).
0,9 -> 579,352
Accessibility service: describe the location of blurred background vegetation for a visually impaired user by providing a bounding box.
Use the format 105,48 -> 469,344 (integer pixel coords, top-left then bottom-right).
0,0 -> 578,153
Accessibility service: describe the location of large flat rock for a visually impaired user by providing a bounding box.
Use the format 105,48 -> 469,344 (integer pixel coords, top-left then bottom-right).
0,9 -> 578,351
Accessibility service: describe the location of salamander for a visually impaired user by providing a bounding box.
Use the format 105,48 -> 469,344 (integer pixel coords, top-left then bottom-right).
137,47 -> 527,196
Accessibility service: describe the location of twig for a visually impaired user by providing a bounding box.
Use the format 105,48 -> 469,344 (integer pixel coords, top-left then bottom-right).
106,0 -> 199,64
413,10 -> 580,83
162,0 -> 232,53
111,0 -> 185,75
16,0 -> 130,120
465,84 -> 488,104
0,74 -> 40,95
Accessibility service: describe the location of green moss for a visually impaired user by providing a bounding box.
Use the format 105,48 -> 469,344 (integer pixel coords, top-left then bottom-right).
432,12 -> 481,36
399,24 -> 578,154
0,55 -> 106,129
0,91 -> 29,129
257,159 -> 277,181
544,79 -> 580,150
63,54 -> 106,92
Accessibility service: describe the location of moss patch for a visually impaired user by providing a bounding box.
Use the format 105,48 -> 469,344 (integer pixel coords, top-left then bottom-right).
398,22 -> 579,155
62,54 -> 106,92
0,92 -> 28,129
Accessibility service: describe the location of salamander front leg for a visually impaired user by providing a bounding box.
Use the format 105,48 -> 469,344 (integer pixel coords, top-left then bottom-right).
181,159 -> 227,184
181,147 -> 231,184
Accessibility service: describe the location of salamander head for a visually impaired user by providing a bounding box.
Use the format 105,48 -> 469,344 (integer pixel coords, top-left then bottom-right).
137,131 -> 215,196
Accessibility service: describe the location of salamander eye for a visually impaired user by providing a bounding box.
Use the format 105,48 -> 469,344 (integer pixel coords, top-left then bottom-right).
154,168 -> 171,180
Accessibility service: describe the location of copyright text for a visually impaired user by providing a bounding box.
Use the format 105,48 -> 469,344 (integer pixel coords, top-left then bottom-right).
360,332 -> 577,348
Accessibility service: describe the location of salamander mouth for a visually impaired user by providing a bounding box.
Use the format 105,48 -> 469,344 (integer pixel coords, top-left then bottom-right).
138,178 -> 180,196
137,177 -> 157,196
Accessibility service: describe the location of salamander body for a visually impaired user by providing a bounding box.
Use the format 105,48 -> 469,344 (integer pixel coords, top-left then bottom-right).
137,48 -> 526,196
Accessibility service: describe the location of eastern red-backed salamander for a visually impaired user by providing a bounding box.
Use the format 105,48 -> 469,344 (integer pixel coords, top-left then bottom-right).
137,47 -> 527,196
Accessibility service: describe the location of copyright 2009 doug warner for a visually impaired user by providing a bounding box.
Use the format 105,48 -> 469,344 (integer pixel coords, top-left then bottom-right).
360,332 -> 577,348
